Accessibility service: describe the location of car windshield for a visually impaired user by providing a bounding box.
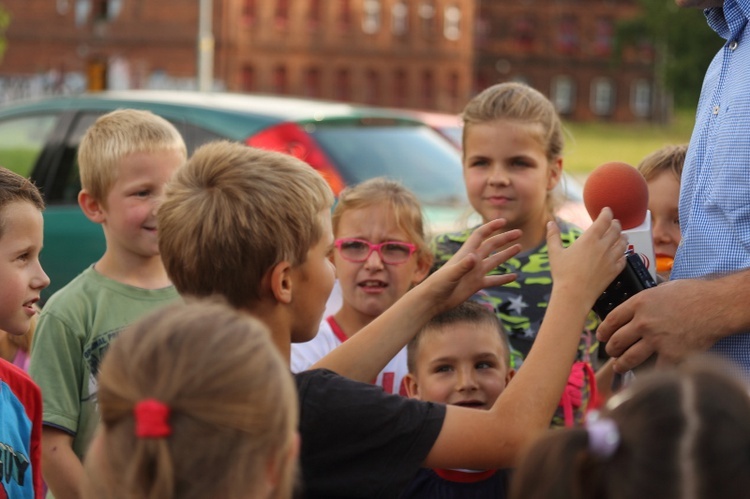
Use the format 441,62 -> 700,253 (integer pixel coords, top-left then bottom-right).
308,123 -> 468,207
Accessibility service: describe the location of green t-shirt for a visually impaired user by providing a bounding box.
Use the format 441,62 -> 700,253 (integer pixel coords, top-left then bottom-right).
29,266 -> 180,462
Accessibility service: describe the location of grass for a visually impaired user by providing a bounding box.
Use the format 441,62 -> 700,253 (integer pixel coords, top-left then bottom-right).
562,108 -> 695,175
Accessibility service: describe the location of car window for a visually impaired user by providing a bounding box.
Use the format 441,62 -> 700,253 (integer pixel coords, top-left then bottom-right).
0,114 -> 59,178
310,124 -> 467,207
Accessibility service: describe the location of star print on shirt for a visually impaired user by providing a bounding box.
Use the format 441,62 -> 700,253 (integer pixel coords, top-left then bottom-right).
507,295 -> 528,315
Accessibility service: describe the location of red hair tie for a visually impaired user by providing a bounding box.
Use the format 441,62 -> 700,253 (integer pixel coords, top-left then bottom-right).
134,399 -> 172,438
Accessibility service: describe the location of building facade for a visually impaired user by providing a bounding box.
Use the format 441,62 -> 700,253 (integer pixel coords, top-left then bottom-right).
0,0 -> 658,122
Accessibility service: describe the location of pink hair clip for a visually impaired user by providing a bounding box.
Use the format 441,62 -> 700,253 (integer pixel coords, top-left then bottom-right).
134,399 -> 172,439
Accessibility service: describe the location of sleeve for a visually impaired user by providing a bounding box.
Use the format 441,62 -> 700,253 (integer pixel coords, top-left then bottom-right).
290,325 -> 337,374
295,369 -> 446,499
28,311 -> 83,434
27,380 -> 44,498
429,233 -> 458,274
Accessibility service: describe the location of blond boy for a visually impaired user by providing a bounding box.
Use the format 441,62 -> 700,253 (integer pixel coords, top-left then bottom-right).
157,140 -> 627,497
29,110 -> 186,499
0,167 -> 49,498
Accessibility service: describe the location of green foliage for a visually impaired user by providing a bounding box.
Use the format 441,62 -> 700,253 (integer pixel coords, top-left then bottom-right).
0,4 -> 9,62
615,0 -> 723,108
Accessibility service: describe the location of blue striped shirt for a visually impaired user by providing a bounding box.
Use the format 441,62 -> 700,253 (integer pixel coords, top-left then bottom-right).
672,0 -> 750,374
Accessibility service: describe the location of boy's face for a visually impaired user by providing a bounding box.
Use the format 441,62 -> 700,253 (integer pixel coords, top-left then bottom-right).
647,171 -> 681,276
0,201 -> 50,335
289,210 -> 336,343
99,149 -> 183,260
405,322 -> 514,409
333,204 -> 428,321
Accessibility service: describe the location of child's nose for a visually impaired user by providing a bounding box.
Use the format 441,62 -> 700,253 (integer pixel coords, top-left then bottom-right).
32,261 -> 51,291
364,248 -> 385,269
457,368 -> 479,391
488,166 -> 509,186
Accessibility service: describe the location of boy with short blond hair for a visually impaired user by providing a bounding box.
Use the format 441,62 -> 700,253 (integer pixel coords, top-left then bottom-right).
29,109 -> 186,499
157,140 -> 627,497
0,166 -> 49,498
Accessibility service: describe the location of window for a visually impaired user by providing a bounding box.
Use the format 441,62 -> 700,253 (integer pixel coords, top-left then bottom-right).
631,79 -> 651,118
75,0 -> 91,26
275,0 -> 289,29
305,67 -> 321,98
556,15 -> 579,55
335,69 -> 350,101
551,75 -> 576,115
591,78 -> 615,116
392,1 -> 408,36
419,0 -> 435,38
242,0 -> 256,27
513,16 -> 535,52
421,70 -> 434,109
363,0 -> 381,34
394,69 -> 407,107
443,5 -> 461,41
273,65 -> 288,95
308,0 -> 321,30
0,115 -> 59,179
241,65 -> 255,92
594,18 -> 613,57
365,69 -> 380,104
339,0 -> 352,31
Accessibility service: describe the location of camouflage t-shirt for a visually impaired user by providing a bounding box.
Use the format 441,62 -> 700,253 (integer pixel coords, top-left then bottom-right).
431,219 -> 600,427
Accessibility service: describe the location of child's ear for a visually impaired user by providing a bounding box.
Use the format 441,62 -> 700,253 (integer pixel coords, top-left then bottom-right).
78,190 -> 106,224
547,157 -> 563,191
412,254 -> 431,286
269,261 -> 294,305
403,373 -> 421,399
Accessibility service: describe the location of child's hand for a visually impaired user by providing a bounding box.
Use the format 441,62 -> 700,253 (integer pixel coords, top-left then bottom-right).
421,218 -> 522,314
547,207 -> 627,305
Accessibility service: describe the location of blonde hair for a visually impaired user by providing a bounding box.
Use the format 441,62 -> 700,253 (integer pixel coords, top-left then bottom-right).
87,299 -> 299,499
637,144 -> 687,182
332,177 -> 433,270
157,141 -> 334,307
462,82 -> 565,214
77,109 -> 187,202
0,166 -> 44,239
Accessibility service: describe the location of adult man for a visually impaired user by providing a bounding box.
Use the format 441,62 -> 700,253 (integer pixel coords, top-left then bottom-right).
598,0 -> 750,377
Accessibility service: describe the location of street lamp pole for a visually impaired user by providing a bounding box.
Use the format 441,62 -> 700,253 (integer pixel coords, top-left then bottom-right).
197,0 -> 214,92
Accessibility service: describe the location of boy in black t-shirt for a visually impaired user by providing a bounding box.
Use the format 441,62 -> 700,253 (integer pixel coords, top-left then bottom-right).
157,141 -> 628,498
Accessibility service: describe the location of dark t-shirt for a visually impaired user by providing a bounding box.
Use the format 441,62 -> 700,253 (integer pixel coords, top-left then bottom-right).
295,369 -> 447,499
399,467 -> 509,498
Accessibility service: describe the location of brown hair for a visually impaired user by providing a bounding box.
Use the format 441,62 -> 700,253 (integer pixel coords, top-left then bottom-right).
461,82 -> 565,214
407,300 -> 510,373
77,109 -> 187,203
87,299 -> 299,499
157,141 -> 334,308
332,177 -> 433,270
0,166 -> 44,239
511,356 -> 750,499
637,144 -> 687,182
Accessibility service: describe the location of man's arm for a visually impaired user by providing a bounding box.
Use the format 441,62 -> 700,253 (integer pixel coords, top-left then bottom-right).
596,269 -> 750,373
41,427 -> 84,499
312,218 -> 523,381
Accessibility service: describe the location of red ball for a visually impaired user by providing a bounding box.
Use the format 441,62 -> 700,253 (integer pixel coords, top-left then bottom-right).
583,161 -> 649,230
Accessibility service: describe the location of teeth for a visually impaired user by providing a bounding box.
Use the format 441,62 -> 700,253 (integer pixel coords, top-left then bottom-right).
360,281 -> 386,287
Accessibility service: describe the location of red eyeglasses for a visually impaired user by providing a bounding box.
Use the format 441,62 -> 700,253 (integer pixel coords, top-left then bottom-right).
334,238 -> 417,265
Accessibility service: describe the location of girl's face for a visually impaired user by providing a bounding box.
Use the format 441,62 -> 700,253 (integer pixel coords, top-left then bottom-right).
463,120 -> 562,239
647,170 -> 681,275
333,204 -> 429,322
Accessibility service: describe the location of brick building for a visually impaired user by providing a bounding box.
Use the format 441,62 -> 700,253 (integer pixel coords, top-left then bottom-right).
0,0 -> 658,122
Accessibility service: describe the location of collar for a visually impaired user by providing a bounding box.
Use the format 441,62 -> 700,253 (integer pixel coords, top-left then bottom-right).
706,0 -> 749,41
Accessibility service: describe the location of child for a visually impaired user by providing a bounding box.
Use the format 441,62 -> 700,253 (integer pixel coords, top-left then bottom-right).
156,140 -> 627,498
431,81 -> 600,427
291,177 -> 431,395
29,109 -> 186,499
0,166 -> 49,498
82,299 -> 299,499
510,355 -> 750,499
400,301 -> 515,498
637,144 -> 687,281
0,307 -> 38,371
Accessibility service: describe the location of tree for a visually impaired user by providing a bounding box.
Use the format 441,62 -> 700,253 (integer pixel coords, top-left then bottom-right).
0,4 -> 9,63
615,0 -> 723,110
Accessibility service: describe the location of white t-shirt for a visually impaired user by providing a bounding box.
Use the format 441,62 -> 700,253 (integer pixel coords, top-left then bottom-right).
291,315 -> 410,396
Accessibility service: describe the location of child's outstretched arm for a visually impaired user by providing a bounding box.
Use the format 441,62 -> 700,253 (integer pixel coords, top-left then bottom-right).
312,218 -> 523,381
425,208 -> 627,470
